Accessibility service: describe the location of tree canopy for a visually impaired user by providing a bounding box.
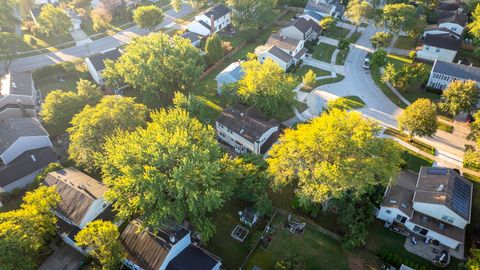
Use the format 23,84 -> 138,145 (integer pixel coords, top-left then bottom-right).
398,98 -> 438,140
236,57 -> 297,118
0,32 -> 21,73
97,108 -> 235,241
382,3 -> 418,34
133,5 -> 164,30
68,96 -> 148,172
75,220 -> 124,270
226,0 -> 278,33
91,7 -> 112,31
267,109 -> 402,205
205,34 -> 224,66
468,4 -> 480,39
345,0 -> 372,30
370,31 -> 392,48
102,32 -> 204,98
319,16 -> 336,31
0,186 -> 60,270
38,4 -> 72,36
441,80 -> 479,116
303,69 -> 317,89
0,0 -> 19,30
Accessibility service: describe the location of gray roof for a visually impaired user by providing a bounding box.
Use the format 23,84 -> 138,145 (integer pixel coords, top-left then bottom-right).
216,104 -> 279,143
166,245 -> 220,270
305,0 -> 334,14
44,168 -> 108,225
437,11 -> 468,26
437,2 -> 460,11
303,10 -> 324,21
1,72 -> 34,97
266,33 -> 301,51
432,60 -> 480,82
287,17 -> 312,34
0,117 -> 48,155
423,33 -> 461,51
414,167 -> 473,221
268,46 -> 293,63
216,61 -> 244,83
87,48 -> 122,72
0,147 -> 57,188
204,4 -> 230,19
181,32 -> 200,43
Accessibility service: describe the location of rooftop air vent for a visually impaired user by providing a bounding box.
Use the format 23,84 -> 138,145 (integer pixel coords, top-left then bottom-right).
437,184 -> 445,192
30,155 -> 36,162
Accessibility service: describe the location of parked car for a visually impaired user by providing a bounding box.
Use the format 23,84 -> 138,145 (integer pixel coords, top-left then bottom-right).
363,53 -> 371,69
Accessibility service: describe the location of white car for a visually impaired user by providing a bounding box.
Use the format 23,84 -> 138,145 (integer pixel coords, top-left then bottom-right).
362,53 -> 371,69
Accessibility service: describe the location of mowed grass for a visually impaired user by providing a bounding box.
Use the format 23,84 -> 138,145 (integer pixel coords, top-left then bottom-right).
331,95 -> 366,109
393,36 -> 417,50
312,43 -> 337,62
324,25 -> 350,40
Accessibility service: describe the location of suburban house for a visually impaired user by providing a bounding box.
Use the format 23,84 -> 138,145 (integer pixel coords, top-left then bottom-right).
280,17 -> 322,41
0,72 -> 37,118
187,4 -> 231,36
215,61 -> 244,94
0,117 -> 52,165
121,220 -> 222,270
426,60 -> 480,90
84,48 -> 122,85
255,33 -> 306,71
181,32 -> 201,47
299,10 -> 324,24
435,2 -> 468,36
215,104 -> 281,155
377,167 -> 473,257
416,34 -> 461,63
423,26 -> 461,39
304,0 -> 344,18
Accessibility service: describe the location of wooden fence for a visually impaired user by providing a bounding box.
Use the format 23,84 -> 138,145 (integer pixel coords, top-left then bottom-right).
198,41 -> 248,80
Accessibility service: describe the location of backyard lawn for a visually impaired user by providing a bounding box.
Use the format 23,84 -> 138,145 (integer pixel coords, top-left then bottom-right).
312,43 -> 337,62
330,95 -> 366,109
324,25 -> 350,40
316,74 -> 345,87
394,36 -> 417,50
278,10 -> 298,23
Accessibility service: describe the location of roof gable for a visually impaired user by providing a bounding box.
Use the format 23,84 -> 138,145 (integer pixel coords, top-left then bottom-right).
0,117 -> 48,155
87,48 -> 122,72
204,4 -> 230,19
423,34 -> 461,51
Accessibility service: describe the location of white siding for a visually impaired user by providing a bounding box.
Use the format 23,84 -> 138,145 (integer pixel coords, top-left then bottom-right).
413,202 -> 468,229
1,136 -> 52,165
256,51 -> 291,71
377,207 -> 410,223
159,233 -> 192,270
79,198 -> 108,228
216,121 -> 278,154
1,169 -> 42,193
85,58 -> 102,85
416,47 -> 457,62
405,220 -> 461,249
188,12 -> 231,36
281,27 -> 304,41
438,22 -> 464,35
427,71 -> 480,90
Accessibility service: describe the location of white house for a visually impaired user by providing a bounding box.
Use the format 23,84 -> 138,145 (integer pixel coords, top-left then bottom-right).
280,17 -> 322,41
187,4 -> 231,36
255,33 -> 307,71
377,167 -> 473,256
43,168 -> 111,252
426,60 -> 480,90
416,34 -> 461,63
215,61 -> 244,94
0,72 -> 37,119
215,104 -> 281,155
0,117 -> 51,165
121,220 -> 222,270
84,48 -> 122,85
304,0 -> 344,18
437,10 -> 468,36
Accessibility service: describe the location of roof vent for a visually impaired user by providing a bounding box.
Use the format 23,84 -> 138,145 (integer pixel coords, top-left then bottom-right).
11,82 -> 16,88
78,184 -> 87,190
437,184 -> 445,192
389,200 -> 397,204
31,155 -> 36,162
169,235 -> 176,243
401,203 -> 407,208
240,112 -> 244,117
240,129 -> 244,134
439,223 -> 445,230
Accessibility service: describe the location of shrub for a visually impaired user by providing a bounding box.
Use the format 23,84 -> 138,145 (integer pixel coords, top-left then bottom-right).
408,50 -> 416,59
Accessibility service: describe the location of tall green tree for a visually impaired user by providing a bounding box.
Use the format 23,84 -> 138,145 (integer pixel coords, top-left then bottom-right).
0,0 -> 19,30
0,32 -> 21,73
68,96 -> 148,172
0,186 -> 60,270
441,80 -> 480,116
345,0 -> 372,31
398,98 -> 437,140
97,108 -> 235,241
468,4 -> 480,39
37,4 -> 72,37
103,33 -> 204,98
370,48 -> 387,67
382,3 -> 417,33
226,0 -> 278,33
467,248 -> 480,270
91,7 -> 112,32
133,5 -> 164,30
76,79 -> 103,105
267,109 -> 402,205
237,57 -> 297,118
303,69 -> 317,89
205,33 -> 224,65
370,31 -> 392,48
16,0 -> 35,17
75,220 -> 124,270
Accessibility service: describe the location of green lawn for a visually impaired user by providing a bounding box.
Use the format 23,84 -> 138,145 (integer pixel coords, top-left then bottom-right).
330,95 -> 366,110
393,36 -> 417,50
335,48 -> 349,65
278,10 -> 298,23
324,25 -> 351,40
316,74 -> 345,87
384,128 -> 436,155
396,143 -> 434,172
20,32 -> 74,53
312,43 -> 337,62
207,199 -> 266,269
437,121 -> 454,133
296,65 -> 331,89
370,65 -> 407,109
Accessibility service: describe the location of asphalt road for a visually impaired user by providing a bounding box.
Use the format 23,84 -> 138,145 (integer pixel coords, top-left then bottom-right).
1,4 -> 194,73
307,24 -> 469,163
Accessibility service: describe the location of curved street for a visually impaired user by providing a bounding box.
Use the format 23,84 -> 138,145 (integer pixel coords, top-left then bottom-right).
306,24 -> 469,165
0,4 -> 194,73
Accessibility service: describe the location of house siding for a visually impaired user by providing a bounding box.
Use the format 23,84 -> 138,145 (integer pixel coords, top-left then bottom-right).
377,207 -> 411,224
427,71 -> 480,90
215,121 -> 278,154
412,202 -> 468,229
438,22 -> 464,35
79,198 -> 108,228
416,47 -> 457,62
1,136 -> 52,165
1,169 -> 42,193
85,58 -> 102,85
188,12 -> 231,36
404,220 -> 461,249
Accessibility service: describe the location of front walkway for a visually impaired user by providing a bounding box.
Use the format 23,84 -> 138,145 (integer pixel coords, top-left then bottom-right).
70,29 -> 92,46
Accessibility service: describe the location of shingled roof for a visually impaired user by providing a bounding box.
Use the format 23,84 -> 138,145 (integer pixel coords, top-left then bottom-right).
423,34 -> 461,51
204,4 -> 230,19
0,117 -> 48,155
266,33 -> 301,51
0,72 -> 34,97
437,11 -> 468,26
87,48 -> 122,72
432,60 -> 480,82
44,168 -> 108,225
216,104 -> 279,143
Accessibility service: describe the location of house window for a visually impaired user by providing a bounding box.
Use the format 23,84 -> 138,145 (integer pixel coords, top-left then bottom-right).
386,210 -> 391,214
227,128 -> 232,133
435,48 -> 440,53
425,46 -> 430,50
413,226 -> 428,236
452,27 -> 457,31
395,215 -> 407,223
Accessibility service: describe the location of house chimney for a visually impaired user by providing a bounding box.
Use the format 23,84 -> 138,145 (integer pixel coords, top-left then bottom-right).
210,15 -> 215,34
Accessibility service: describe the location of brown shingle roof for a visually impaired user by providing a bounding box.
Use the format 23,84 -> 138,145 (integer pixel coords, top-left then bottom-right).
44,168 -> 107,225
266,33 -> 301,52
381,171 -> 418,217
410,211 -> 465,243
423,34 -> 461,51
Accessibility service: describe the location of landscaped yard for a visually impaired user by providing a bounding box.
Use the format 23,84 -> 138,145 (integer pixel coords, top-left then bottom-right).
278,10 -> 298,23
394,36 -> 417,50
331,95 -> 366,109
384,128 -> 436,155
324,25 -> 350,40
396,143 -> 434,172
316,74 -> 345,87
312,42 -> 337,62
